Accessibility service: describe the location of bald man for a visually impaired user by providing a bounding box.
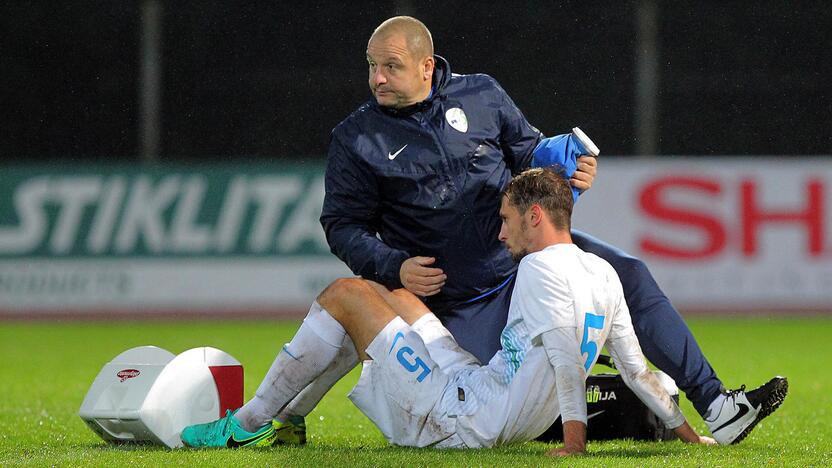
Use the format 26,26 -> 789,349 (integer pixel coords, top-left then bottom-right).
365,16 -> 435,109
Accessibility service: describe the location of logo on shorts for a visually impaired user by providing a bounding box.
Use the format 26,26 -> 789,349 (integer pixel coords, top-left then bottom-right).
117,369 -> 141,382
445,108 -> 468,133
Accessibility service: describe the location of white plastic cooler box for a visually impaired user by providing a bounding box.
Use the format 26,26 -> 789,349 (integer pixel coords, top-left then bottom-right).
78,346 -> 244,448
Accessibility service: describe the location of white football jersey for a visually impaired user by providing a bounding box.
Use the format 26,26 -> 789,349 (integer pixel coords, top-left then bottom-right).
444,243 -> 637,448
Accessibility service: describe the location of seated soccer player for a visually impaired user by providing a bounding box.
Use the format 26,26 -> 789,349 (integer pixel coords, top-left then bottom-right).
181,168 -> 715,453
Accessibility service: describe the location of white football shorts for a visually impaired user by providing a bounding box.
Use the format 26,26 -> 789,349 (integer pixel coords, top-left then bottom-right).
347,316 -> 475,448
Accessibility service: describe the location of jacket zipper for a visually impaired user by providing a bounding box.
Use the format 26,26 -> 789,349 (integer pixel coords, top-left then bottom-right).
421,107 -> 500,284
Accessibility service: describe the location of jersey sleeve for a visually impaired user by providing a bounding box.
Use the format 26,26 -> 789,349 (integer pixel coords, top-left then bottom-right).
541,327 -> 588,424
606,267 -> 637,341
512,255 -> 574,342
320,131 -> 410,289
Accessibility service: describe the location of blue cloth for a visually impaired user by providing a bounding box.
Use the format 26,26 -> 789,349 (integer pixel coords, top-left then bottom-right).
531,132 -> 590,202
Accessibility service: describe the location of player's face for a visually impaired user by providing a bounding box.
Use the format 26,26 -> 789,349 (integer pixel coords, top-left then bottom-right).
498,196 -> 530,262
366,33 -> 430,109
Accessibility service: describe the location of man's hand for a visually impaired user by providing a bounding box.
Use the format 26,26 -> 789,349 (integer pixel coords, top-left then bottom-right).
546,447 -> 584,457
673,421 -> 717,445
570,155 -> 598,193
546,420 -> 586,457
399,256 -> 447,297
697,436 -> 718,445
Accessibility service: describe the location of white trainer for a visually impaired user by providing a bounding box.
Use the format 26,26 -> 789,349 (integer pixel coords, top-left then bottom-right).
705,376 -> 788,445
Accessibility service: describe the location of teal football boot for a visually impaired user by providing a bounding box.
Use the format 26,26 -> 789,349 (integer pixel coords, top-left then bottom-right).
181,410 -> 276,448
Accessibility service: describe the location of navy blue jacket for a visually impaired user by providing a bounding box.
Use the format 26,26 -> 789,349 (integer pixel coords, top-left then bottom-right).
320,56 -> 542,312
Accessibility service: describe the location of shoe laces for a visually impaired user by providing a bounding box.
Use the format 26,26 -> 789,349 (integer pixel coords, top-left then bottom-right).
214,410 -> 234,438
727,384 -> 746,398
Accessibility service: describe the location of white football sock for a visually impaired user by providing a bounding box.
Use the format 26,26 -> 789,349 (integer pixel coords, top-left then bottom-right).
235,302 -> 345,432
277,333 -> 359,421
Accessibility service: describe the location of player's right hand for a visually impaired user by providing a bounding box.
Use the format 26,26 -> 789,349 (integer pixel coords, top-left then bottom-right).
399,256 -> 446,297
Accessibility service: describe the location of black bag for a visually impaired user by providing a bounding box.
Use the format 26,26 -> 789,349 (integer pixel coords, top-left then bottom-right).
536,356 -> 679,442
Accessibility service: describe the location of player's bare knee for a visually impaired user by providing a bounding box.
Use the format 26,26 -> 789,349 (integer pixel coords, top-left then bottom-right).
389,287 -> 425,308
317,277 -> 351,308
318,278 -> 369,315
364,279 -> 393,298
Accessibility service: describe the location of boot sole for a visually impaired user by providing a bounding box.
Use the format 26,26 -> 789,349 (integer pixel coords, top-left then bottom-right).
731,377 -> 789,445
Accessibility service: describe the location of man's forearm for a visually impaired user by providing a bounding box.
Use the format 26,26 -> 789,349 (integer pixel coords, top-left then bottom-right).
607,334 -> 687,430
562,420 -> 587,454
672,421 -> 705,443
546,420 -> 587,457
324,223 -> 409,288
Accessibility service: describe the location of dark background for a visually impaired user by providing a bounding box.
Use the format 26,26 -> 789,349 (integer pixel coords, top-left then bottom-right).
2,1 -> 830,162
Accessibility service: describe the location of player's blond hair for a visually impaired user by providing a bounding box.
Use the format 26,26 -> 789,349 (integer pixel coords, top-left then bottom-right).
503,168 -> 573,231
370,16 -> 434,60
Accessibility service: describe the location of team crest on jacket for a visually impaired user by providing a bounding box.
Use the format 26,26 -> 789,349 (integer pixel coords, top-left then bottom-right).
445,108 -> 468,133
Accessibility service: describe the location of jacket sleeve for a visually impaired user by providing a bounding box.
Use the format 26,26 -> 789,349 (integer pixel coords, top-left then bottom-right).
490,77 -> 543,175
320,132 -> 410,289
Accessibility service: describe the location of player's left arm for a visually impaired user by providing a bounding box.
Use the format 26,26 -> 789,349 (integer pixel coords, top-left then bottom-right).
606,292 -> 715,445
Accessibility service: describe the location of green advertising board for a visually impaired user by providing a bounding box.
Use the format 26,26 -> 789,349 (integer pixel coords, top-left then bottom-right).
0,163 -> 350,315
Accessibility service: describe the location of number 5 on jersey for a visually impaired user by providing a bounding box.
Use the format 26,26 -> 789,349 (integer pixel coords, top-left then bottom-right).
580,313 -> 606,371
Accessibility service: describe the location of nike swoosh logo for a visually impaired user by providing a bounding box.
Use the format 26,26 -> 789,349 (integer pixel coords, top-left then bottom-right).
713,402 -> 750,433
388,331 -> 405,354
388,144 -> 408,160
226,431 -> 269,448
588,410 -> 604,420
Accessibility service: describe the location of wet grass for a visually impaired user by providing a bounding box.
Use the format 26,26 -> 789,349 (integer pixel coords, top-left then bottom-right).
1,317 -> 829,466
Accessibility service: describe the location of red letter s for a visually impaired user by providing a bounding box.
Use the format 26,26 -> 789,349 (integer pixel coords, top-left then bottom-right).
639,177 -> 726,260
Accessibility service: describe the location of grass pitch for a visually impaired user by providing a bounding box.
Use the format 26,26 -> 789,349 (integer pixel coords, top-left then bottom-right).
1,317 -> 830,467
